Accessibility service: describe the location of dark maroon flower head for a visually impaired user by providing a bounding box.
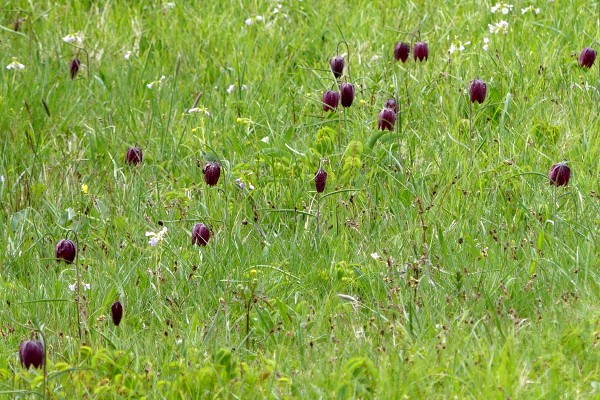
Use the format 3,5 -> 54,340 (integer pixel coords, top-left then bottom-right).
469,79 -> 487,104
384,98 -> 398,115
578,47 -> 597,68
126,147 -> 143,165
378,108 -> 396,131
340,82 -> 355,108
203,162 -> 221,186
322,90 -> 340,112
192,223 -> 210,246
111,301 -> 123,326
329,56 -> 344,79
394,42 -> 410,63
413,42 -> 429,62
55,239 -> 76,264
549,162 -> 571,187
314,168 -> 327,193
70,58 -> 81,80
19,340 -> 44,369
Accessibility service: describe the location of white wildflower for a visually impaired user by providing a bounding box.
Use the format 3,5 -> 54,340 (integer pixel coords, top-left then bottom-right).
482,37 -> 490,51
227,84 -> 235,94
69,282 -> 90,291
255,15 -> 263,21
124,51 -> 133,60
370,252 -> 380,260
448,39 -> 471,55
146,226 -> 168,246
147,75 -> 166,89
491,3 -> 513,14
6,59 -> 25,70
521,6 -> 541,14
245,18 -> 253,26
63,33 -> 83,45
0,175 -> 4,183
188,106 -> 210,116
164,2 -> 175,8
489,20 -> 509,34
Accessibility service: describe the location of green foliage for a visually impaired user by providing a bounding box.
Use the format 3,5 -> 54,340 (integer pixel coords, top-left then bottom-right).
0,0 -> 599,398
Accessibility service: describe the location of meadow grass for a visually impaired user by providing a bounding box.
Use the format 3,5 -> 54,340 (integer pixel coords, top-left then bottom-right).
1,0 -> 599,398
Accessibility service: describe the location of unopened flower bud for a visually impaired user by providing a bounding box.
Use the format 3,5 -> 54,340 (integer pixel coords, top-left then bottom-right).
19,340 -> 44,369
55,239 -> 76,264
111,301 -> 123,326
322,90 -> 340,112
314,168 -> 327,193
394,42 -> 410,62
340,82 -> 355,108
329,56 -> 344,79
203,162 -> 221,186
70,58 -> 81,80
549,162 -> 571,187
469,79 -> 487,104
192,223 -> 210,246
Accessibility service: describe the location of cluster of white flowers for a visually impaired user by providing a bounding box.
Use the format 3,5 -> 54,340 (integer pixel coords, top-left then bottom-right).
146,226 -> 168,246
448,39 -> 471,55
491,2 -> 513,14
245,15 -> 263,26
63,32 -> 84,46
482,37 -> 490,51
521,6 -> 541,14
6,59 -> 25,70
69,282 -> 91,292
147,75 -> 166,89
188,106 -> 210,116
226,84 -> 248,94
489,20 -> 509,34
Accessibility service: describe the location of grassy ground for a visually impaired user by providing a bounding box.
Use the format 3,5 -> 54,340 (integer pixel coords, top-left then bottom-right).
1,0 -> 599,398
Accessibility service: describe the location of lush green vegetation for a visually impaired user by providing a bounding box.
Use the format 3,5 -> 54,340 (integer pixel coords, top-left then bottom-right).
1,0 -> 599,398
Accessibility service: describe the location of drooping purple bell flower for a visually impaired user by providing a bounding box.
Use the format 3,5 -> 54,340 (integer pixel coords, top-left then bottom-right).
192,223 -> 210,246
55,239 -> 76,264
111,301 -> 123,326
314,168 -> 327,193
19,340 -> 44,369
322,90 -> 340,112
413,42 -> 429,62
126,147 -> 143,165
70,58 -> 81,80
378,108 -> 396,131
578,47 -> 597,68
394,42 -> 410,63
469,79 -> 487,104
549,162 -> 571,187
203,162 -> 221,186
329,56 -> 344,79
340,82 -> 355,108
